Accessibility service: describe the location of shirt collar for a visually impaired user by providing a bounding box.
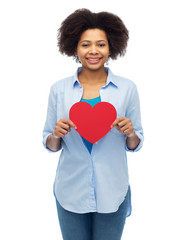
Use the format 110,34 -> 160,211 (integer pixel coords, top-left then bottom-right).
73,67 -> 118,88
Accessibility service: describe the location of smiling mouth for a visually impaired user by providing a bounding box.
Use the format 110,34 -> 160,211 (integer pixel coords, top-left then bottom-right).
86,57 -> 103,64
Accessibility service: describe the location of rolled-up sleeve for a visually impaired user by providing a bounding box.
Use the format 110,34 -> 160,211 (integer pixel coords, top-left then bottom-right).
42,84 -> 61,152
125,84 -> 144,152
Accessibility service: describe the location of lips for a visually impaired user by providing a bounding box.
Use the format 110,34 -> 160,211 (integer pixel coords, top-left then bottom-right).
86,57 -> 102,64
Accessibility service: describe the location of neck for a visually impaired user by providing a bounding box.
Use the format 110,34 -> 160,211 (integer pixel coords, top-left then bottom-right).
78,66 -> 108,84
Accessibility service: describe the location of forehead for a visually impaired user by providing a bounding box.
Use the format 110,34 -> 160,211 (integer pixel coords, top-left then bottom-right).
79,28 -> 108,42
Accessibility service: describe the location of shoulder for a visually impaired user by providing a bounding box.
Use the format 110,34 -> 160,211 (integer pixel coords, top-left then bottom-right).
107,67 -> 135,87
108,68 -> 139,98
50,75 -> 74,94
112,73 -> 136,89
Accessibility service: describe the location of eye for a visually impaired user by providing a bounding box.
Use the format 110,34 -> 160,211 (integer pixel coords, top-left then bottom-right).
98,43 -> 106,47
82,44 -> 89,47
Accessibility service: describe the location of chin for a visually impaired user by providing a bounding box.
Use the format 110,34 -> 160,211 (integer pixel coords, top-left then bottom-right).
82,63 -> 106,71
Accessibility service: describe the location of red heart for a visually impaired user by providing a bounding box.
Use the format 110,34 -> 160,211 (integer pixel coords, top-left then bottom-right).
69,102 -> 117,143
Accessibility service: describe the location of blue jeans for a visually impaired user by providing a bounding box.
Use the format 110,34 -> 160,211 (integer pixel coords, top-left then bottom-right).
55,186 -> 130,240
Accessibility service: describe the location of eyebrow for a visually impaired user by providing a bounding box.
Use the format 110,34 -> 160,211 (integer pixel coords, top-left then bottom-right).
80,40 -> 107,43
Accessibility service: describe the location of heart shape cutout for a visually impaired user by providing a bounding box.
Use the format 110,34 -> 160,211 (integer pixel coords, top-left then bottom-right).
69,102 -> 117,143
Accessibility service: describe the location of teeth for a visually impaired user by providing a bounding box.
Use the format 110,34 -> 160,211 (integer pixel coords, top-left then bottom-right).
88,58 -> 100,61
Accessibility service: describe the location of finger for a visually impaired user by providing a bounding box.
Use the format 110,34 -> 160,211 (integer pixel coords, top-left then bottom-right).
123,129 -> 130,135
54,131 -> 64,138
61,119 -> 77,129
115,124 -> 128,133
121,125 -> 134,135
111,118 -> 121,128
57,122 -> 70,131
117,119 -> 128,128
67,120 -> 77,129
120,125 -> 129,132
115,125 -> 120,131
54,128 -> 67,138
111,117 -> 126,128
58,128 -> 69,136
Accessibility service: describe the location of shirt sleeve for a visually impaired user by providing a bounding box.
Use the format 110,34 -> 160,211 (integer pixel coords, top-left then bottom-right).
125,84 -> 144,152
42,84 -> 62,152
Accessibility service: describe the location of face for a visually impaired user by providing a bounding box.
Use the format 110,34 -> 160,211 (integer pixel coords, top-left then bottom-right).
75,28 -> 110,71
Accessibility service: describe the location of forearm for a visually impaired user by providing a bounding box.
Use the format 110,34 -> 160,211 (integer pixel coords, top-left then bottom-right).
126,132 -> 140,150
46,133 -> 62,151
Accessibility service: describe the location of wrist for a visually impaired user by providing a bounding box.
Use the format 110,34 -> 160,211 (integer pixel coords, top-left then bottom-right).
127,130 -> 136,138
52,130 -> 61,139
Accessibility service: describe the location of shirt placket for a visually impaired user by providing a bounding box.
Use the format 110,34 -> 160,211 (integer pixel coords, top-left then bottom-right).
74,83 -> 97,211
88,86 -> 109,211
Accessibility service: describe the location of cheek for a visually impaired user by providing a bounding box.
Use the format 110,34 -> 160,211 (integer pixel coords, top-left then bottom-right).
77,51 -> 87,59
101,48 -> 110,56
103,52 -> 110,61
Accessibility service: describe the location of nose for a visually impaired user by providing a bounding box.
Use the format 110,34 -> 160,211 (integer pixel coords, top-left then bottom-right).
89,45 -> 98,54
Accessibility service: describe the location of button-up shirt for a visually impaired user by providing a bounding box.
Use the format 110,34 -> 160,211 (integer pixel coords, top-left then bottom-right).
42,67 -> 144,214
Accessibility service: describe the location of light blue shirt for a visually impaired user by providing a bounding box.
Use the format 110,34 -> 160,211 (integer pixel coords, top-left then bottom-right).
42,67 -> 144,214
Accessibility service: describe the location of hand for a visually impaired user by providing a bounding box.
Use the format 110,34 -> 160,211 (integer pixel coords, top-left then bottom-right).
53,119 -> 77,138
111,117 -> 135,137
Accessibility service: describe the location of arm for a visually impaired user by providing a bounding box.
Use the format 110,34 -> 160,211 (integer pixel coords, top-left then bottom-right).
46,119 -> 77,152
124,84 -> 144,151
111,84 -> 144,152
42,84 -> 77,152
111,117 -> 140,150
46,132 -> 62,152
126,131 -> 140,150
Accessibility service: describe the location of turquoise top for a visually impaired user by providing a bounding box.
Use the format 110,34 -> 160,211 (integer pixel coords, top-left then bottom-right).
80,96 -> 101,153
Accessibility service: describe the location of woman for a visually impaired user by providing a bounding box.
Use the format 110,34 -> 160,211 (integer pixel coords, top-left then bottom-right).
43,8 -> 144,240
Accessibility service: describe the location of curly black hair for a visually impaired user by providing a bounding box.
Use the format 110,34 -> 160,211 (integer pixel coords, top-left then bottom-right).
57,8 -> 129,60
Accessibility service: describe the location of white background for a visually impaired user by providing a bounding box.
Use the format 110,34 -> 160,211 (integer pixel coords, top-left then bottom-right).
0,0 -> 180,239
